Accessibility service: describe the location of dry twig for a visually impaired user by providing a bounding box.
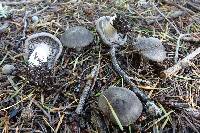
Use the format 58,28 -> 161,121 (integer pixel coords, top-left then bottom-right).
21,11 -> 30,40
146,10 -> 187,25
186,1 -> 200,12
75,65 -> 99,115
181,33 -> 200,42
1,0 -> 45,5
152,3 -> 180,35
162,0 -> 196,15
174,34 -> 190,63
161,47 -> 200,78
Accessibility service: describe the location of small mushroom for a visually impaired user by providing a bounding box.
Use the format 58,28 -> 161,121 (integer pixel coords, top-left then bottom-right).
98,86 -> 143,126
96,15 -> 127,47
60,26 -> 94,51
133,37 -> 166,62
24,32 -> 63,68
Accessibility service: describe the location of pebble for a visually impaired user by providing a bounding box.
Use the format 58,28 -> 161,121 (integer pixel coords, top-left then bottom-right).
2,64 -> 16,75
0,21 -> 9,33
31,16 -> 39,23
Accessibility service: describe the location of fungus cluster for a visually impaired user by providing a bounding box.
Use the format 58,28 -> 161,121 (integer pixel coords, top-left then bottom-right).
20,13 -> 165,128
96,14 -> 164,125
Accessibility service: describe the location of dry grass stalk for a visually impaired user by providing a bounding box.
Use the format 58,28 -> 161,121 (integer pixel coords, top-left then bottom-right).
161,47 -> 200,78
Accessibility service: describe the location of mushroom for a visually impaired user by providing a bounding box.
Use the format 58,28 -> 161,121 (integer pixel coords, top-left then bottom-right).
133,37 -> 166,62
95,15 -> 127,47
98,86 -> 143,126
60,26 -> 94,51
24,32 -> 63,68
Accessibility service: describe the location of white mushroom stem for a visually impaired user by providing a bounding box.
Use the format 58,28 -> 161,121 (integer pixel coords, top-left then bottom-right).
161,47 -> 200,78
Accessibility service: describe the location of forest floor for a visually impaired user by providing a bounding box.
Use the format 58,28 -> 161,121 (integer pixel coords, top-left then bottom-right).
0,0 -> 200,133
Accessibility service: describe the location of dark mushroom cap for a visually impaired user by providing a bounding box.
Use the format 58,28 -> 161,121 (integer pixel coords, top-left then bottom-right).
98,86 -> 143,126
96,16 -> 127,47
60,26 -> 94,49
134,37 -> 166,62
24,32 -> 63,68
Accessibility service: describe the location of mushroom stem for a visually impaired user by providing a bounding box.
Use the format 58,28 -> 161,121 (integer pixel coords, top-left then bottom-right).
110,47 -> 136,86
110,46 -> 161,116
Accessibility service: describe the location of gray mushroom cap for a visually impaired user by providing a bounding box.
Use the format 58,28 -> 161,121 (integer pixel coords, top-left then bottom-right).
60,26 -> 94,49
24,32 -> 63,68
98,86 -> 143,126
96,16 -> 127,47
134,37 -> 166,62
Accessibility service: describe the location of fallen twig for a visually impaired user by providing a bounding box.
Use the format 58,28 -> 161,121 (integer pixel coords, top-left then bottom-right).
181,33 -> 200,42
161,47 -> 200,78
185,1 -> 200,12
152,3 -> 180,35
0,93 -> 33,111
162,0 -> 196,15
32,99 -> 52,123
0,52 -> 9,66
174,33 -> 200,63
75,65 -> 99,114
174,34 -> 190,63
1,0 -> 45,5
30,6 -> 49,17
21,11 -> 30,40
29,0 -> 58,17
146,10 -> 187,25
